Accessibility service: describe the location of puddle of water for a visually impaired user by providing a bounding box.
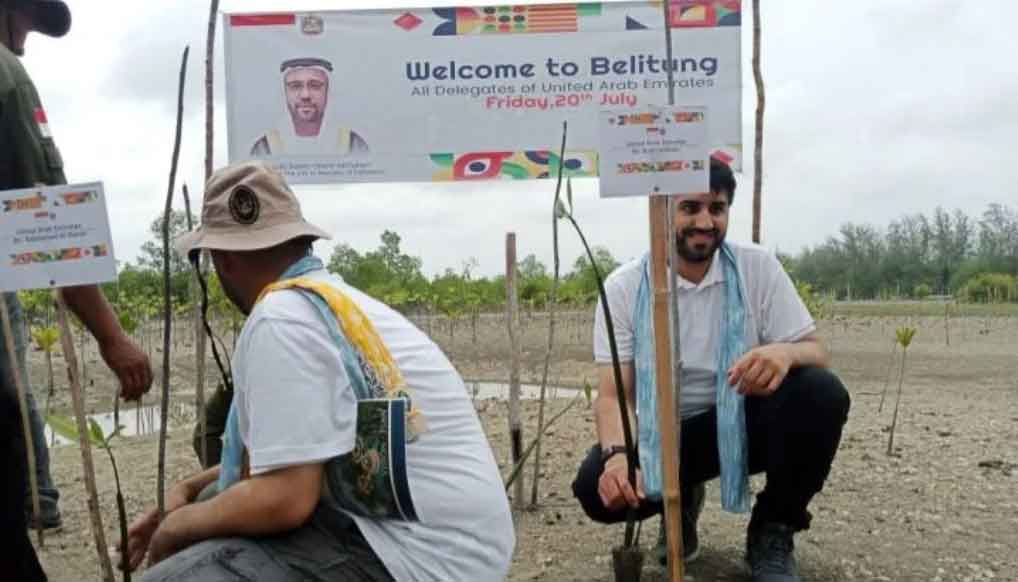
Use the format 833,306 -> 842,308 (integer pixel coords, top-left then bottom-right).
42,384 -> 586,446
44,403 -> 194,447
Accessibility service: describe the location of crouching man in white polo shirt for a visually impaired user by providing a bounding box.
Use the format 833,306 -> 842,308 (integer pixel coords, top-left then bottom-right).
121,161 -> 515,582
571,159 -> 850,582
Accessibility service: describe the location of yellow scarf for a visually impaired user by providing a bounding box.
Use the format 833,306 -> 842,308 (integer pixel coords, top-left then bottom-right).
256,277 -> 423,432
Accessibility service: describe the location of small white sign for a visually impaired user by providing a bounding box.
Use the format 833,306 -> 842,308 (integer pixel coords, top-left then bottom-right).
598,105 -> 710,198
0,182 -> 116,292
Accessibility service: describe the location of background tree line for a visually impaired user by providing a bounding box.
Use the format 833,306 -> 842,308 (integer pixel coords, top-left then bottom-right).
784,203 -> 1017,303
18,202 -> 1017,331
17,210 -> 622,328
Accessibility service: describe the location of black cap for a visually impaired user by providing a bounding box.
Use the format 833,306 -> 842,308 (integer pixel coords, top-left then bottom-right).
2,0 -> 71,37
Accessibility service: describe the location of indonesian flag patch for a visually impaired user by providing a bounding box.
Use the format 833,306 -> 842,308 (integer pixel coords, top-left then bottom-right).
34,107 -> 52,138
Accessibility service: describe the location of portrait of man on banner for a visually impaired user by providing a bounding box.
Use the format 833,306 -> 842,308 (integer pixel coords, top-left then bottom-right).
250,57 -> 369,156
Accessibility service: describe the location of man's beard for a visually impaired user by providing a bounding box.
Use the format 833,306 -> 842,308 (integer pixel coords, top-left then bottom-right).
220,276 -> 250,316
289,102 -> 322,129
675,227 -> 724,263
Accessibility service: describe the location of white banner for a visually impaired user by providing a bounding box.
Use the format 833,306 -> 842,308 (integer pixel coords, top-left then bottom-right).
598,106 -> 709,197
0,183 -> 116,292
224,1 -> 742,185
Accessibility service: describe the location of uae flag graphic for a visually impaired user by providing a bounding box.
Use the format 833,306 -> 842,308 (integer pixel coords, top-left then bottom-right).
34,108 -> 52,138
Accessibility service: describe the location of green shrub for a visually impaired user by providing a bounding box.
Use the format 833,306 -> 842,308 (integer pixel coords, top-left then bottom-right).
958,273 -> 1018,303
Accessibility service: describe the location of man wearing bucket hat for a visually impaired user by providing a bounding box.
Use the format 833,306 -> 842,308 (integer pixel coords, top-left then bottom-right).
123,160 -> 513,581
1,1 -> 153,580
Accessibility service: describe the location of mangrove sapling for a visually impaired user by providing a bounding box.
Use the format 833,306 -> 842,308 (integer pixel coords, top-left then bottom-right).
48,415 -> 132,582
877,338 -> 897,413
558,177 -> 640,551
887,326 -> 917,456
33,326 -> 59,442
530,120 -> 569,507
54,290 -> 115,582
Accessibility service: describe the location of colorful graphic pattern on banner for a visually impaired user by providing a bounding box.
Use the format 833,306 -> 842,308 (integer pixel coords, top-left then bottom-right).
10,245 -> 109,266
224,1 -> 741,185
430,150 -> 598,180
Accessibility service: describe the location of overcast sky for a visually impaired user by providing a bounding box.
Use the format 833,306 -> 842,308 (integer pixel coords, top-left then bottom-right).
19,0 -> 1018,277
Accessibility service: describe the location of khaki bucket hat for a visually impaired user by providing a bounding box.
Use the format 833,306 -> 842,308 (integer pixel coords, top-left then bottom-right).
174,160 -> 330,259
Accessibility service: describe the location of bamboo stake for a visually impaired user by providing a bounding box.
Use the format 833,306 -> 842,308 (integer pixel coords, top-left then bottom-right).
657,2 -> 683,579
0,294 -> 43,546
158,46 -> 190,516
650,197 -> 684,582
54,291 -> 115,582
505,232 -> 524,510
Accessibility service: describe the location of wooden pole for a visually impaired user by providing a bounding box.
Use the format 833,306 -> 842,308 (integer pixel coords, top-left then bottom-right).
0,294 -> 43,547
752,0 -> 765,243
158,45 -> 190,516
54,291 -> 115,582
183,184 -> 208,466
650,198 -> 684,581
197,0 -> 219,464
505,232 -> 524,510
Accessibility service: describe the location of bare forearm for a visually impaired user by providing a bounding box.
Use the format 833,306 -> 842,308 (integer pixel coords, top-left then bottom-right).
594,395 -> 636,449
593,364 -> 637,450
786,337 -> 830,369
60,285 -> 124,345
168,465 -> 321,544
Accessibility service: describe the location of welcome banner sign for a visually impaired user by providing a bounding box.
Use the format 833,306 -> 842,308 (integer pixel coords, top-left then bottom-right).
224,1 -> 741,185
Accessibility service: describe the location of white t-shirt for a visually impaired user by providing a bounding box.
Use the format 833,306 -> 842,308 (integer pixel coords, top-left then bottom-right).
593,241 -> 816,419
232,269 -> 515,581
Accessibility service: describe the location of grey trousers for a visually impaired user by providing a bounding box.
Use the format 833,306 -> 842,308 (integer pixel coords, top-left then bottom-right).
0,293 -> 60,519
141,503 -> 393,582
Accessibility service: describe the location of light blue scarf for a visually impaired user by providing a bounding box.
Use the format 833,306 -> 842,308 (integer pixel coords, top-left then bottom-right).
217,255 -> 382,492
633,243 -> 750,513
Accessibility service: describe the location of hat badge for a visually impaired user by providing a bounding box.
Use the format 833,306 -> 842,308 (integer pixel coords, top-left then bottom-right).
229,186 -> 260,225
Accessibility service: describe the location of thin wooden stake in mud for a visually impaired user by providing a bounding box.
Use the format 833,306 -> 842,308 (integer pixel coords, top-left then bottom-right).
158,45 -> 190,517
54,290 -> 115,582
752,0 -> 765,244
506,232 -> 524,510
0,293 -> 43,547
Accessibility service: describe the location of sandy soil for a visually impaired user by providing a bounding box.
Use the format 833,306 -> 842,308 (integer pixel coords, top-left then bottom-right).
27,310 -> 1018,581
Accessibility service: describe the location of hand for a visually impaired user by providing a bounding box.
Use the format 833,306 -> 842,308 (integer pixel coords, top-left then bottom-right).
146,510 -> 191,568
98,334 -> 153,401
728,344 -> 793,397
118,485 -> 190,571
598,453 -> 645,511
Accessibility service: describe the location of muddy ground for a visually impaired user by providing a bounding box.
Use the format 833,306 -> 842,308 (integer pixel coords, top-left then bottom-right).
27,309 -> 1018,581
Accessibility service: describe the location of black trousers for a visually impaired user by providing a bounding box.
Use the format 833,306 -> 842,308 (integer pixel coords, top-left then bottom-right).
572,366 -> 850,532
1,374 -> 46,581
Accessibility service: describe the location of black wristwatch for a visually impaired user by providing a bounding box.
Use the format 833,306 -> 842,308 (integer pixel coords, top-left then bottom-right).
601,445 -> 628,463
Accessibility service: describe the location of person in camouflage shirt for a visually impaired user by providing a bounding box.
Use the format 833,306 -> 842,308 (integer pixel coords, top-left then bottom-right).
1,2 -> 153,580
